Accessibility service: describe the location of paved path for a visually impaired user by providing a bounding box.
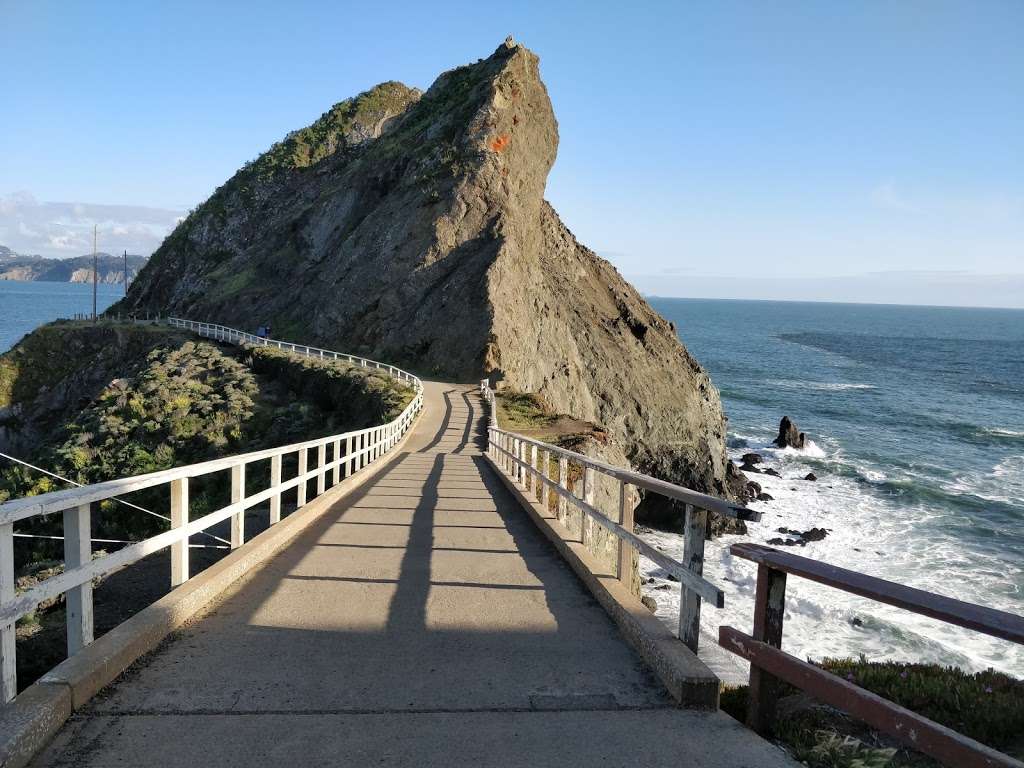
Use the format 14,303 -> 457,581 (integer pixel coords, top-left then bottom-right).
33,382 -> 796,767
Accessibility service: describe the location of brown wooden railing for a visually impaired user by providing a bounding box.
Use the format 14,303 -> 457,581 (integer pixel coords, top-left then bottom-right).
719,543 -> 1024,768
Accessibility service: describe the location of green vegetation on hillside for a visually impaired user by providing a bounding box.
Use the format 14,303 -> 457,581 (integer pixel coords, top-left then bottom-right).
720,658 -> 1024,767
1,323 -> 416,564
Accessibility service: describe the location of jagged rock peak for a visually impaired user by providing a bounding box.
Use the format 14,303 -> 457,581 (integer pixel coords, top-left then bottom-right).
119,40 -> 745,511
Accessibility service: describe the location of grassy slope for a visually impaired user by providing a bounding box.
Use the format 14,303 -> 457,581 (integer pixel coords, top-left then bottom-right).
721,658 -> 1024,767
5,322 -> 415,692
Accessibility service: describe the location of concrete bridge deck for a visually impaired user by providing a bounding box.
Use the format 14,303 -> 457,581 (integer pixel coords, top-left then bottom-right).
31,382 -> 796,767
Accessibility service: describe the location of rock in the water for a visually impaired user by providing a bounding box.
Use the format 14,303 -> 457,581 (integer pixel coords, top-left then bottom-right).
802,527 -> 828,542
741,452 -> 763,465
745,480 -> 762,498
774,416 -> 806,449
641,595 -> 658,613
763,467 -> 781,477
804,472 -> 817,481
118,40 -> 744,537
739,462 -> 761,474
772,526 -> 830,545
757,492 -> 774,502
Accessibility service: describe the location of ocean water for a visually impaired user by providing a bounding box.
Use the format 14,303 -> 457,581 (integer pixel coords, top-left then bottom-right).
0,281 -> 125,353
640,298 -> 1024,678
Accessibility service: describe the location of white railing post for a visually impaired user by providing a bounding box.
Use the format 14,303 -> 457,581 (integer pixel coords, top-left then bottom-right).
680,503 -> 708,652
270,453 -> 282,524
64,502 -> 94,655
297,449 -> 308,506
617,482 -> 635,586
317,443 -> 327,496
532,444 -> 540,499
557,456 -> 568,524
333,438 -> 341,486
1,522 -> 15,702
582,465 -> 595,547
170,477 -> 189,587
346,435 -> 354,477
231,463 -> 245,548
540,449 -> 549,507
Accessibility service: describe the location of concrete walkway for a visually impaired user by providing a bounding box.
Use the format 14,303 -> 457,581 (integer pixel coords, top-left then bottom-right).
32,382 -> 797,767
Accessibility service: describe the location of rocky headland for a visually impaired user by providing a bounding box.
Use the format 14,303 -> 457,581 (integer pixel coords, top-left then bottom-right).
0,247 -> 147,284
117,38 -> 751,533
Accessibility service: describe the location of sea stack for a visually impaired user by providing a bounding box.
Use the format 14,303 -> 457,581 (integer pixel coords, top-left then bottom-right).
118,40 -> 747,527
774,415 -> 806,449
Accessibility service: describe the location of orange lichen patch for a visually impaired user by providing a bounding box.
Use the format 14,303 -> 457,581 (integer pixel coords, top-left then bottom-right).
490,134 -> 511,153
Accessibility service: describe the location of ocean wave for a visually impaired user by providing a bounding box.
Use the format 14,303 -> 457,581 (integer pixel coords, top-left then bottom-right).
768,379 -> 877,393
776,439 -> 828,459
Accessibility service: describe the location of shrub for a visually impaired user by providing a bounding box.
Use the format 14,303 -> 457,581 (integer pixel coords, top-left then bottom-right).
721,658 -> 1024,767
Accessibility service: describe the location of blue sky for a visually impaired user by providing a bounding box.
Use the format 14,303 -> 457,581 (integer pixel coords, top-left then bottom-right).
2,1 -> 1022,306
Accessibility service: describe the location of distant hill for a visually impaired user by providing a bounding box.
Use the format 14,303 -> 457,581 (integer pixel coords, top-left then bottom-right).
0,247 -> 148,284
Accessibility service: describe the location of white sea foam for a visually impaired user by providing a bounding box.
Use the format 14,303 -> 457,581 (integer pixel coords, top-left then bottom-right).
769,379 -> 876,392
640,439 -> 1024,680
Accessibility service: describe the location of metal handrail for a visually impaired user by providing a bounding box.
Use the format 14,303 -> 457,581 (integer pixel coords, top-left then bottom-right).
0,320 -> 424,702
478,381 -> 753,652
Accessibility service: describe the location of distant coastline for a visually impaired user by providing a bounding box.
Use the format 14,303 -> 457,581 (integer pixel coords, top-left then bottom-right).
0,245 -> 147,285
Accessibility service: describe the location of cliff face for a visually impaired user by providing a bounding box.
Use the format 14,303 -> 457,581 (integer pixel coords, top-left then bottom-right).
119,40 -> 746,512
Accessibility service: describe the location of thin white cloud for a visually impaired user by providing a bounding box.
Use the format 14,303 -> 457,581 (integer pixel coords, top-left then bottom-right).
871,181 -> 921,213
0,191 -> 184,258
870,181 -> 1024,223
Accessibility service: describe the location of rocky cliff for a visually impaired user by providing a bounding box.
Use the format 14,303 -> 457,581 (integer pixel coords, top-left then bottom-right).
118,39 -> 747,522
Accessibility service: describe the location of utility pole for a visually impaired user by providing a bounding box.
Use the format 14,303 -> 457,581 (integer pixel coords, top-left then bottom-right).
92,225 -> 98,323
123,250 -> 129,296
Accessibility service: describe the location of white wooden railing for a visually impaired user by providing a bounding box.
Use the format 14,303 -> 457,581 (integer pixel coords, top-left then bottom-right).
479,380 -> 759,653
0,321 -> 423,702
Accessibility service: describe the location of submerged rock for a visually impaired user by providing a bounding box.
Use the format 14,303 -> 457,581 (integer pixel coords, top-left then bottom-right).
770,527 -> 830,546
804,472 -> 817,481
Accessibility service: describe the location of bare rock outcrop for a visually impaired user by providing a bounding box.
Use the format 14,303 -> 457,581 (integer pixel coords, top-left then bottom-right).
774,416 -> 806,449
118,40 -> 748,530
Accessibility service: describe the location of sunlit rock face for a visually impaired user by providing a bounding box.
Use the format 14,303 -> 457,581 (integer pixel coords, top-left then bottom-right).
122,39 -> 744,521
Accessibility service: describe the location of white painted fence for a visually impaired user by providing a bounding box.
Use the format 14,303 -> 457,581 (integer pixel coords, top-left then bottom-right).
479,380 -> 759,652
0,321 -> 423,702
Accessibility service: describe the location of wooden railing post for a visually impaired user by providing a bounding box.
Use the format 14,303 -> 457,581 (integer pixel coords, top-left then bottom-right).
231,463 -> 245,548
170,477 -> 189,587
317,443 -> 327,496
297,449 -> 308,506
270,453 -> 282,524
747,563 -> 787,734
617,482 -> 635,586
679,504 -> 708,652
1,522 -> 16,702
64,502 -> 94,655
